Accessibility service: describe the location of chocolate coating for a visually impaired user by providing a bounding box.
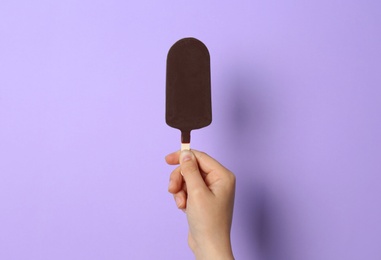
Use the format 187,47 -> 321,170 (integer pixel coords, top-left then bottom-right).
166,37 -> 212,143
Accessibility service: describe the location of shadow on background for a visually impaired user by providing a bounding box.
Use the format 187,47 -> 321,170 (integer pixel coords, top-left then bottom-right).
221,68 -> 287,260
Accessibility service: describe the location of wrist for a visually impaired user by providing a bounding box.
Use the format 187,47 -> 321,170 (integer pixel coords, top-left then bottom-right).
193,238 -> 234,260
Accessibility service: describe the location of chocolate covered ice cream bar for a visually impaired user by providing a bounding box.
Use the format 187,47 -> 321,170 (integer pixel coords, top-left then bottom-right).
166,38 -> 212,150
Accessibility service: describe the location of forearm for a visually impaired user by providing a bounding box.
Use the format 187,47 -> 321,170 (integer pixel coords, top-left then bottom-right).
193,237 -> 234,260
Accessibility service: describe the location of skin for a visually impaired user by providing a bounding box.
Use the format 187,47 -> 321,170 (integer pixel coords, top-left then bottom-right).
165,149 -> 235,260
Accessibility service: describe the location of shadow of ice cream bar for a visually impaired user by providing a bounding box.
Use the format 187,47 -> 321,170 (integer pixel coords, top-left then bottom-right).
166,37 -> 212,151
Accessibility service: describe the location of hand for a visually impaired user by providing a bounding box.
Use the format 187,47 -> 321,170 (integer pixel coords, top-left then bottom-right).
165,149 -> 235,260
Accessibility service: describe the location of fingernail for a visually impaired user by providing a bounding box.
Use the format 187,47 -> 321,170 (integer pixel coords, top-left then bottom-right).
180,150 -> 192,162
175,196 -> 182,208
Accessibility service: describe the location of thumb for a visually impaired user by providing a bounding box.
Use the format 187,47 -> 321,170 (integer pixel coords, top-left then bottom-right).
180,150 -> 208,193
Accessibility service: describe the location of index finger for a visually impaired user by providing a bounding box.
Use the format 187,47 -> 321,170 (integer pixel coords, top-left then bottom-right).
192,150 -> 230,175
165,150 -> 180,165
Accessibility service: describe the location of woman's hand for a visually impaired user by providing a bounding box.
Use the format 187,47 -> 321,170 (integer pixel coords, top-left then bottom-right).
165,149 -> 235,260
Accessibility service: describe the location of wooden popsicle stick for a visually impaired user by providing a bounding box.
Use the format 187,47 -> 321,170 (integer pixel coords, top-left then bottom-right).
181,143 -> 190,151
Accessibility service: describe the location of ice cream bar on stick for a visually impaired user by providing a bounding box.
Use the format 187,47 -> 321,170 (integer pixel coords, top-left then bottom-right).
166,37 -> 212,151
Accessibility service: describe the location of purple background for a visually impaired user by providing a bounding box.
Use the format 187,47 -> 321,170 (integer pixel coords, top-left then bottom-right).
1,1 -> 380,259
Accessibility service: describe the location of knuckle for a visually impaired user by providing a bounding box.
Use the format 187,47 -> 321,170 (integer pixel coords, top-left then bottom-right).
190,187 -> 205,198
169,167 -> 181,180
227,171 -> 236,184
182,162 -> 199,175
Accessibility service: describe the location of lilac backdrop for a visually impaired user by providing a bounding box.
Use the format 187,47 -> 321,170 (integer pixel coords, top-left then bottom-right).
1,1 -> 380,259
